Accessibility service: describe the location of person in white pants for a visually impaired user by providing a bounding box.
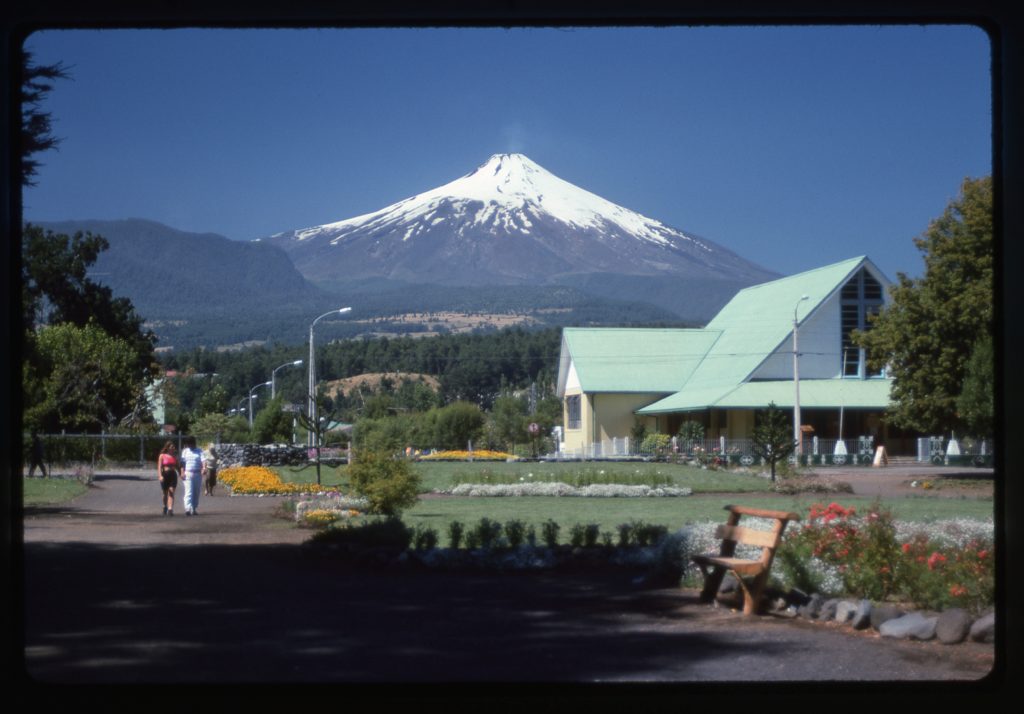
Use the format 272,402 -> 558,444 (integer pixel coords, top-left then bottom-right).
179,435 -> 205,515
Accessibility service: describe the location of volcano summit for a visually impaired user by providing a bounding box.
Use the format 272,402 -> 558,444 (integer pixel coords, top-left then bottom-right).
263,154 -> 778,318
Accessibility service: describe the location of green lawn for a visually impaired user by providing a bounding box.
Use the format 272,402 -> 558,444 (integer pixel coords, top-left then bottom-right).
277,460 -> 775,494
22,477 -> 89,505
272,461 -> 993,541
402,493 -> 994,540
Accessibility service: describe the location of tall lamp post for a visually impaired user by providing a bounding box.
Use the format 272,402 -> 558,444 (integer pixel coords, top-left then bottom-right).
793,294 -> 810,456
307,308 -> 352,448
272,359 -> 303,399
249,381 -> 271,428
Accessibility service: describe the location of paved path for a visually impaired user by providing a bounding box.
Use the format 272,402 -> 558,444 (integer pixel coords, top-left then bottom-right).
17,469 -> 999,688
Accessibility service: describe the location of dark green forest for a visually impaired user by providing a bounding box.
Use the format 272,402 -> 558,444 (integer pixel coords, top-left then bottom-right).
161,326 -> 565,425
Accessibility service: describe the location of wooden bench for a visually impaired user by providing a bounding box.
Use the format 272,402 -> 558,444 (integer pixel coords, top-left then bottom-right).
691,505 -> 801,615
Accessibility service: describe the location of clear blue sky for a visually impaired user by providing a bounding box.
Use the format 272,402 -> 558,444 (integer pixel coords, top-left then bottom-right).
22,25 -> 992,280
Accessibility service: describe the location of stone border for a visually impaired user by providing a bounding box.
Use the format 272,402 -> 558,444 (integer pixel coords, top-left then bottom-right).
750,582 -> 995,645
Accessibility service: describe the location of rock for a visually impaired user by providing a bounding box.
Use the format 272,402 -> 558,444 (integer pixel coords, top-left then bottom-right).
870,603 -> 905,631
820,599 -> 839,621
936,608 -> 973,644
879,612 -> 937,640
970,612 -> 996,643
912,616 -> 938,641
835,600 -> 859,624
799,593 -> 825,619
852,600 -> 872,630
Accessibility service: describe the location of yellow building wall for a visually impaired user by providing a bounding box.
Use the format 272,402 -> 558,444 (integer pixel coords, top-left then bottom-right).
593,393 -> 666,443
561,391 -> 665,454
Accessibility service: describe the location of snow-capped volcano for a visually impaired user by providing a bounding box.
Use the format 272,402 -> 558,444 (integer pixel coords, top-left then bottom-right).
263,153 -> 777,289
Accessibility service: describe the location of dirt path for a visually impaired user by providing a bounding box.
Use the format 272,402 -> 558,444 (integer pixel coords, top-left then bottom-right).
16,469 -> 999,687
804,464 -> 995,500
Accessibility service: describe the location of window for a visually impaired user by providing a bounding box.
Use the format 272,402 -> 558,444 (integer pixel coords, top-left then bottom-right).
566,395 -> 582,429
840,268 -> 885,377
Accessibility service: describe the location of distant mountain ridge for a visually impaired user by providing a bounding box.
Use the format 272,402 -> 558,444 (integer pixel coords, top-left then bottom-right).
31,218 -> 688,350
35,218 -> 324,315
261,153 -> 779,320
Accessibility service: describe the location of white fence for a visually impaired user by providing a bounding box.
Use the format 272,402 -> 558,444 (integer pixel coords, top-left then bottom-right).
551,434 -> 993,466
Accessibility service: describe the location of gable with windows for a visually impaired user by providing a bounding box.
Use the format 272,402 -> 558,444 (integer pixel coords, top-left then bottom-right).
840,267 -> 885,377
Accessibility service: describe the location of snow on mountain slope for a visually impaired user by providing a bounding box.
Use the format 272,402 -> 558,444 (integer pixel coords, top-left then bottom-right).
263,153 -> 777,287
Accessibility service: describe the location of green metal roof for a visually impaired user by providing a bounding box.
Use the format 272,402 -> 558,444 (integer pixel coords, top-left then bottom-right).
680,256 -> 869,391
561,327 -> 720,393
562,257 -> 893,415
638,378 -> 893,414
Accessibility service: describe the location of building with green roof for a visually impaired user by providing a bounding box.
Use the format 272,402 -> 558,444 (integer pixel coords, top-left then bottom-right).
556,256 -> 911,456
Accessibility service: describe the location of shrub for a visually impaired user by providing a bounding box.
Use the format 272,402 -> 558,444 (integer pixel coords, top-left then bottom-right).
347,450 -> 422,516
504,519 -> 527,548
677,420 -> 705,444
776,500 -> 998,610
898,534 -> 994,613
630,519 -> 668,547
471,517 -> 503,549
617,522 -> 634,547
640,433 -> 672,457
569,523 -> 586,547
447,520 -> 464,549
541,519 -> 561,548
779,501 -> 901,601
412,524 -> 439,551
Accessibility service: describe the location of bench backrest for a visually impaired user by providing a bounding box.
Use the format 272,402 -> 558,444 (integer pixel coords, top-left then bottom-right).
715,504 -> 801,564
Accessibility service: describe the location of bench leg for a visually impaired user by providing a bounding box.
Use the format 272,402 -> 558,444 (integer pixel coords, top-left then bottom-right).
697,565 -> 728,604
741,573 -> 769,616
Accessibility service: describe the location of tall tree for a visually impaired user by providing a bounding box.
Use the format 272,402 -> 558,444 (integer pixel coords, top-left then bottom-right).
956,333 -> 994,438
23,323 -> 140,433
21,50 -> 69,187
854,176 -> 993,435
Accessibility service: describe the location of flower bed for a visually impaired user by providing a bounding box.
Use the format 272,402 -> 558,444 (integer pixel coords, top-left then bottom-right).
219,465 -> 330,496
292,493 -> 369,523
774,501 -> 994,613
418,450 -> 516,461
437,483 -> 693,497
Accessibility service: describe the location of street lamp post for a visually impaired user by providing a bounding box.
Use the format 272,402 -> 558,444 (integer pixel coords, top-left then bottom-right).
249,381 -> 272,428
271,359 -> 303,399
793,295 -> 810,456
307,307 -> 352,448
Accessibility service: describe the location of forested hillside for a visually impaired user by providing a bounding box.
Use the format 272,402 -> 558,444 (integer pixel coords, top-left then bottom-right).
161,326 -> 566,420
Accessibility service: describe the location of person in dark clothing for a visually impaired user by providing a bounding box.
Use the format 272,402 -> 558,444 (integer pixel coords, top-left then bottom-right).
28,432 -> 47,478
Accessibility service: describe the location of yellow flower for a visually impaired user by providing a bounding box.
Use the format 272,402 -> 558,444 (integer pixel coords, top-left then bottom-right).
419,449 -> 516,461
219,466 -> 328,495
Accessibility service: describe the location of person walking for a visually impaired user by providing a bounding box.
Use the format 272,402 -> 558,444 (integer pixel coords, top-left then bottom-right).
28,431 -> 47,478
179,436 -> 205,516
203,445 -> 219,497
157,441 -> 179,516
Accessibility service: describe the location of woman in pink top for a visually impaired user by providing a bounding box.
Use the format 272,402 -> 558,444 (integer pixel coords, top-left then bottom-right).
157,441 -> 179,516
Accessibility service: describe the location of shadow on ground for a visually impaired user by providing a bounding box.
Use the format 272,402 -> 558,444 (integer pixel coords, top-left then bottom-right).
22,541 -> 787,684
